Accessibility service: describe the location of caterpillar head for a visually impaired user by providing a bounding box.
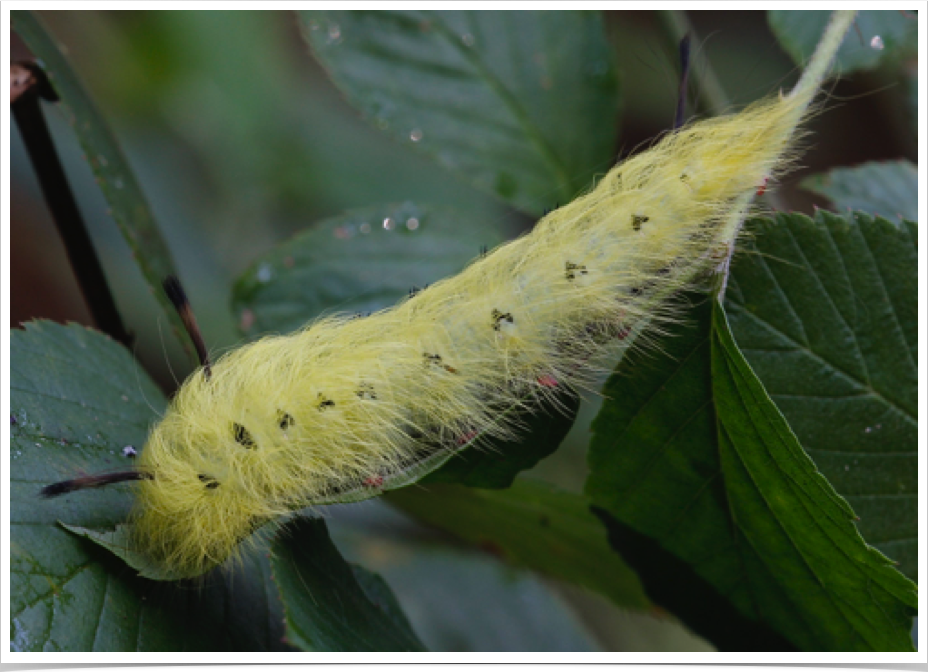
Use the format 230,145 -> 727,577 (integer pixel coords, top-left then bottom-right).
129,407 -> 271,579
129,340 -> 328,578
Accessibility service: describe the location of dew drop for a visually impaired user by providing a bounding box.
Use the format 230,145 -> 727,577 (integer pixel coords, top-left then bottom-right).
864,426 -> 872,433
328,23 -> 341,41
461,33 -> 475,47
256,263 -> 273,283
383,217 -> 396,231
359,222 -> 371,234
870,35 -> 884,50
409,128 -> 423,142
406,217 -> 420,231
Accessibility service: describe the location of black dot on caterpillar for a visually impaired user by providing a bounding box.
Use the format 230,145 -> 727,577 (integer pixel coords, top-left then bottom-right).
565,261 -> 588,281
632,214 -> 650,232
198,474 -> 220,490
278,411 -> 295,430
232,423 -> 256,449
491,309 -> 514,331
357,383 -> 377,400
424,352 -> 458,374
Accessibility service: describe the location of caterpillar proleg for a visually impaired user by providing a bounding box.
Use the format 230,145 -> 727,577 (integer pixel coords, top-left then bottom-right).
42,11 -> 858,579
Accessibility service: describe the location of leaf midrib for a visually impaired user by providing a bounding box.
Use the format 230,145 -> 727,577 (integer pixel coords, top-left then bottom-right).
428,13 -> 574,203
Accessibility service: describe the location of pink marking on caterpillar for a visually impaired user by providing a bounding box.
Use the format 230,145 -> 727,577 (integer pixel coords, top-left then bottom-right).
756,176 -> 769,196
363,475 -> 384,488
457,429 -> 479,446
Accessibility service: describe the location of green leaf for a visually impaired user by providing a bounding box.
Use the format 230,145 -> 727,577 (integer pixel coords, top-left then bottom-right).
768,10 -> 918,74
801,161 -> 918,223
270,517 -> 426,652
232,203 -> 505,339
712,301 -> 915,650
11,12 -> 191,361
587,298 -> 792,651
299,10 -> 620,214
386,479 -> 650,610
10,322 -> 289,651
726,211 -> 918,581
587,296 -> 917,651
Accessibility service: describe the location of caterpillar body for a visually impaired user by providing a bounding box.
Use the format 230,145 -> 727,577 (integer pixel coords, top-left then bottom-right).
45,12 -> 857,579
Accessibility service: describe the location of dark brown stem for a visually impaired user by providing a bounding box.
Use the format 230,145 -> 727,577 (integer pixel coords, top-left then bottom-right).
162,275 -> 212,379
675,33 -> 692,130
12,61 -> 132,348
40,469 -> 152,498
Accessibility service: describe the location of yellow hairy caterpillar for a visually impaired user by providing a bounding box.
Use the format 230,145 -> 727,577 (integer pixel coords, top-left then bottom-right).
42,12 -> 857,580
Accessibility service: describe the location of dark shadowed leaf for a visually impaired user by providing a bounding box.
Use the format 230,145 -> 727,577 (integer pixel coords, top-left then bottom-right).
299,10 -> 620,215
421,390 -> 581,488
270,517 -> 426,652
